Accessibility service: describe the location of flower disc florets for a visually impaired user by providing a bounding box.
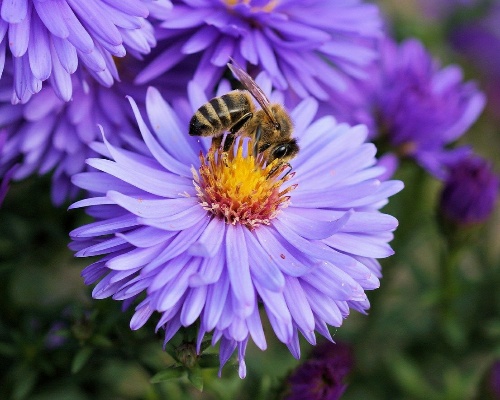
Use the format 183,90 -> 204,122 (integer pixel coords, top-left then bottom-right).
194,138 -> 296,230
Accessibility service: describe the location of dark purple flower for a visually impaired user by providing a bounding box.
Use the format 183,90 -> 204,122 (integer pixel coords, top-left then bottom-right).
449,3 -> 500,117
439,155 -> 499,225
0,0 -> 158,102
489,361 -> 500,399
333,38 -> 485,179
44,321 -> 68,350
137,0 -> 382,101
69,74 -> 403,378
284,341 -> 353,400
0,69 -> 143,205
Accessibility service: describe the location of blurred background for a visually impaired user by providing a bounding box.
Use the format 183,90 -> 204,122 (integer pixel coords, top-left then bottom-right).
1,0 -> 500,399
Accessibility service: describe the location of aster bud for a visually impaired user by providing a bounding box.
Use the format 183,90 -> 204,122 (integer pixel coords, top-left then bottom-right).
439,155 -> 499,226
176,342 -> 198,369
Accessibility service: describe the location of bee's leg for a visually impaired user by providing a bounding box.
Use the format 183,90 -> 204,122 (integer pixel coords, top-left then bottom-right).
253,125 -> 262,158
229,113 -> 253,135
211,135 -> 223,149
222,134 -> 235,151
281,163 -> 293,179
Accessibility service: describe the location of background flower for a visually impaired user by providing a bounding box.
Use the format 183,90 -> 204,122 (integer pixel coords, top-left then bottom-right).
137,0 -> 382,101
0,0 -> 158,103
0,69 -> 142,205
439,155 -> 499,225
448,1 -> 500,117
283,341 -> 353,400
330,37 -> 485,179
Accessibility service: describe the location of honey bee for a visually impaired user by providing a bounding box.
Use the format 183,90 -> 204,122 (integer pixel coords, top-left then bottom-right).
189,61 -> 299,165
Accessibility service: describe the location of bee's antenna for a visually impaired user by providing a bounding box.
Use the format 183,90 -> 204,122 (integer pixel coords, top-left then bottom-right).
253,125 -> 262,159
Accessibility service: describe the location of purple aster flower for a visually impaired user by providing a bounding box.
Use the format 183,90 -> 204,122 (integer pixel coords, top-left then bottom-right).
332,37 -> 485,179
439,155 -> 499,225
0,0 -> 158,103
136,0 -> 382,101
0,68 -> 143,205
283,341 -> 353,400
69,76 -> 403,378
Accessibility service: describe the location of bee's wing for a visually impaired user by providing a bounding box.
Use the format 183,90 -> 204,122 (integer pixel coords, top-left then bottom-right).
227,60 -> 277,124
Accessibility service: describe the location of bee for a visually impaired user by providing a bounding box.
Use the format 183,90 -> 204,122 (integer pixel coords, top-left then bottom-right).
189,61 -> 299,165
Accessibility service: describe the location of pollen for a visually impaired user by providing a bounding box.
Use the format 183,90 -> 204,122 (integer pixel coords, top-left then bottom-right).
193,138 -> 296,230
225,0 -> 279,13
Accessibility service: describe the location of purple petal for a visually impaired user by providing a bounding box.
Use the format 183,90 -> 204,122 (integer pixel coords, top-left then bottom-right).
203,273 -> 230,331
180,286 -> 207,326
324,232 -> 395,258
226,224 -> 255,317
130,302 -> 153,330
52,37 -> 78,74
49,40 -> 72,101
278,209 -> 353,240
86,158 -> 192,198
283,276 -> 315,335
303,283 -> 343,326
153,257 -> 199,312
1,0 -> 28,23
160,7 -> 211,29
144,87 -> 199,166
254,227 -> 317,277
71,171 -> 138,195
228,315 -> 249,342
67,0 -> 122,46
8,4 -> 31,57
28,16 -> 52,80
265,304 -> 293,344
188,217 -> 225,257
70,214 -> 138,238
189,245 -> 225,287
107,190 -> 198,219
135,41 -> 185,84
182,25 -> 218,54
116,227 -> 176,248
243,228 -> 285,292
127,94 -> 192,176
106,244 -> 165,271
32,0 -> 69,38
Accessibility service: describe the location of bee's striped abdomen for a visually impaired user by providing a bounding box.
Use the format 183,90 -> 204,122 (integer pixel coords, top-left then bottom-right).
189,91 -> 251,137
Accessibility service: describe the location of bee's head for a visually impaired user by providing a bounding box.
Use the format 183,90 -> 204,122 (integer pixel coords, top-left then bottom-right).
269,104 -> 293,138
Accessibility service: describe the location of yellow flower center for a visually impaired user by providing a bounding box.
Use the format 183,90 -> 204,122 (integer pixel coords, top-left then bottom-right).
193,138 -> 296,230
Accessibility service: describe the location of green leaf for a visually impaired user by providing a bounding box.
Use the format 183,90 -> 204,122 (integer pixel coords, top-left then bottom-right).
150,367 -> 185,383
90,334 -> 113,348
0,341 -> 17,357
199,339 -> 212,353
187,364 -> 204,392
12,368 -> 37,400
71,347 -> 93,374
